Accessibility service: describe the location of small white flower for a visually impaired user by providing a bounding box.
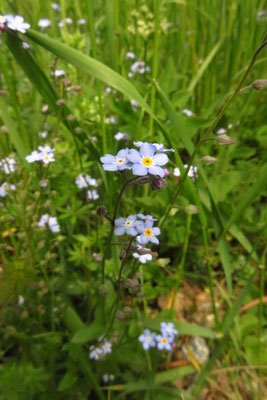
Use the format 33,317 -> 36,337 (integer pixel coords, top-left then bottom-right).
101,341 -> 112,355
39,131 -> 48,138
38,18 -> 51,29
0,15 -> 7,25
0,182 -> 15,197
18,295 -> 25,305
40,152 -> 55,164
51,3 -> 61,11
38,214 -> 49,227
114,132 -> 129,141
216,128 -> 226,135
87,190 -> 99,200
89,346 -> 102,360
130,99 -> 138,111
25,150 -> 41,163
22,42 -> 30,49
105,116 -> 116,124
38,145 -> 55,154
53,69 -> 65,78
6,15 -> 30,33
0,157 -> 16,174
126,51 -> 135,59
182,109 -> 193,117
78,18 -> 86,25
65,18 -> 73,25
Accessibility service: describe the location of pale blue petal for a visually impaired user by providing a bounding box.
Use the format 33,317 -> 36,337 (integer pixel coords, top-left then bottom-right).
100,154 -> 116,163
136,222 -> 145,233
114,226 -> 126,236
127,149 -> 142,163
132,164 -> 148,176
103,164 -> 118,171
153,153 -> 169,166
145,220 -> 153,229
140,142 -> 156,157
140,234 -> 149,244
133,141 -> 143,147
115,217 -> 125,226
128,215 -> 137,221
117,148 -> 129,158
148,165 -> 164,177
126,226 -> 137,236
150,236 -> 159,244
152,227 -> 160,236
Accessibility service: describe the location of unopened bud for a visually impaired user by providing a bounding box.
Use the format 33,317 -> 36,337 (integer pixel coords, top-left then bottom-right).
74,127 -> 83,134
69,85 -> 82,92
67,114 -> 77,121
200,156 -> 218,165
217,134 -> 236,146
96,205 -> 108,216
252,79 -> 267,91
41,105 -> 49,113
116,310 -> 125,321
99,284 -> 108,295
123,306 -> 133,315
56,99 -> 65,107
123,278 -> 141,291
62,79 -> 72,87
150,176 -> 167,191
185,204 -> 200,214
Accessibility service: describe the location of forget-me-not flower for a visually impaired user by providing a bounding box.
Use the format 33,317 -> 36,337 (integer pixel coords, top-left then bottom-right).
87,190 -> 99,200
137,214 -> 157,221
132,244 -> 153,264
0,157 -> 16,174
6,15 -> 30,33
160,322 -> 178,338
101,341 -> 112,355
137,219 -> 160,245
134,141 -> 174,153
127,142 -> 168,178
156,334 -> 173,351
100,149 -> 131,171
138,329 -> 156,350
89,345 -> 102,360
114,215 -> 140,236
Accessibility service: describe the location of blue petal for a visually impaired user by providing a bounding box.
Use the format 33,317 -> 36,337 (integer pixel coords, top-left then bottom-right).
136,222 -> 145,233
153,153 -> 169,166
100,154 -> 116,163
152,227 -> 160,236
103,164 -> 118,171
140,234 -> 149,244
115,217 -> 125,226
132,164 -> 148,176
140,143 -> 156,157
114,226 -> 126,236
133,141 -> 143,147
127,149 -> 142,163
150,236 -> 159,244
127,215 -> 137,221
126,227 -> 137,236
148,165 -> 164,177
145,220 -> 153,229
117,148 -> 129,157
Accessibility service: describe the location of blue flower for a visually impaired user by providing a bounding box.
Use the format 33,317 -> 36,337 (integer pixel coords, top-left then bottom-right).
136,219 -> 160,245
114,215 -> 140,236
89,345 -> 103,360
156,334 -> 173,351
138,329 -> 156,350
100,149 -> 131,171
160,322 -> 178,338
101,341 -> 112,355
128,142 -> 169,178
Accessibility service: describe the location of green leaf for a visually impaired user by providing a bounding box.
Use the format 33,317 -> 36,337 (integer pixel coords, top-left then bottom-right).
72,323 -> 106,344
26,29 -> 152,116
58,369 -> 78,391
155,366 -> 195,384
144,318 -> 219,339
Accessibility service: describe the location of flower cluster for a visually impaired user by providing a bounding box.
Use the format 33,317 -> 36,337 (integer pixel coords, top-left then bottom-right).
139,322 -> 178,351
89,340 -> 112,361
101,142 -> 172,178
0,14 -> 30,33
75,174 -> 99,200
0,182 -> 16,197
128,61 -> 150,77
102,374 -> 115,384
0,156 -> 16,174
25,146 -> 55,164
38,214 -> 60,233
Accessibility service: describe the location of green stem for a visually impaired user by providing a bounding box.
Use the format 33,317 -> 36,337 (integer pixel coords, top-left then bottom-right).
257,248 -> 266,400
148,0 -> 160,139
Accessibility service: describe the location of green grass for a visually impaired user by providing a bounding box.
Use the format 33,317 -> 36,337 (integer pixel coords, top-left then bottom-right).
0,0 -> 266,399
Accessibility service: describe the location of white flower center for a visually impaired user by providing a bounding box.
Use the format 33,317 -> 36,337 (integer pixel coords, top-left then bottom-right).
166,327 -> 171,332
124,220 -> 133,227
115,157 -> 126,165
146,337 -> 151,342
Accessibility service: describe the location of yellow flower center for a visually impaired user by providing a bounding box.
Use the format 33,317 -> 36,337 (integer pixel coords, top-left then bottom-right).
116,157 -> 126,165
145,229 -> 152,237
44,156 -> 49,160
162,338 -> 168,344
142,157 -> 153,166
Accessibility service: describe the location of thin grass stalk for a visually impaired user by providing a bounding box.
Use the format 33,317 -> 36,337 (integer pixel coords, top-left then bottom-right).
85,0 -> 107,154
148,0 -> 160,139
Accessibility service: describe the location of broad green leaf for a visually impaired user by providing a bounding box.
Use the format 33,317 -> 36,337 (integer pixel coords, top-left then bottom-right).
144,318 -> 219,339
155,366 -> 195,384
188,40 -> 223,92
72,324 -> 106,344
5,32 -> 100,160
26,29 -> 153,116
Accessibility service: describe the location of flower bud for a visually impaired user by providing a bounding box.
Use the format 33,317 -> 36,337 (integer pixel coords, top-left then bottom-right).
123,306 -> 133,315
252,79 -> 267,91
74,127 -> 83,134
67,114 -> 77,121
150,176 -> 167,191
116,310 -> 125,321
56,99 -> 65,107
185,204 -> 200,214
96,205 -> 108,217
216,134 -> 236,146
41,105 -> 49,113
200,156 -> 218,165
99,284 -> 108,295
69,85 -> 83,92
123,278 -> 141,291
